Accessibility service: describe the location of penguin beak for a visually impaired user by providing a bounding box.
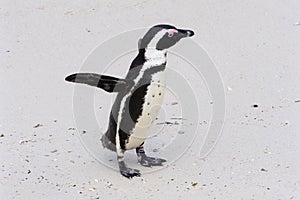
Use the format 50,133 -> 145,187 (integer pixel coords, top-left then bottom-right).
178,29 -> 195,37
187,30 -> 194,37
185,30 -> 195,37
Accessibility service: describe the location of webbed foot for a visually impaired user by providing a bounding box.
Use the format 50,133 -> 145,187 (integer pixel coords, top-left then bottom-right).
120,167 -> 141,178
138,156 -> 167,167
118,156 -> 141,179
136,146 -> 167,167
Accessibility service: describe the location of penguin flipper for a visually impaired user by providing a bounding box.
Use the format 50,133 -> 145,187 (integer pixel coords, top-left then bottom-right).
65,73 -> 132,93
138,38 -> 142,49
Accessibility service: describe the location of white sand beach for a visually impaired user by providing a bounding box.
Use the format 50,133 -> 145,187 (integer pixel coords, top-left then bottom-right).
0,1 -> 299,199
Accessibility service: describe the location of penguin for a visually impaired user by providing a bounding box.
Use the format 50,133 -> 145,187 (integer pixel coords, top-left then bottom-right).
65,24 -> 194,178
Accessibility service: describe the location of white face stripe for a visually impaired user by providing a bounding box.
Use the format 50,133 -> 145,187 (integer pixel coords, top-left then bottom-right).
147,29 -> 168,49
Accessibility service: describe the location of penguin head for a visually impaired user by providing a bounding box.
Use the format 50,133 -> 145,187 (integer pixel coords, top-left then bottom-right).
139,24 -> 194,50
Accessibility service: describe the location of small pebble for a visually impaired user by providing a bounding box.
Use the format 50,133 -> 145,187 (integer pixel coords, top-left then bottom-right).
33,124 -> 43,128
153,148 -> 159,152
191,182 -> 198,187
178,131 -> 185,135
282,121 -> 289,126
19,139 -> 36,144
261,168 -> 268,172
106,182 -> 113,188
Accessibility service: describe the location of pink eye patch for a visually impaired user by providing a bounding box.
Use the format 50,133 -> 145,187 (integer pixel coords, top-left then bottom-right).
168,29 -> 178,37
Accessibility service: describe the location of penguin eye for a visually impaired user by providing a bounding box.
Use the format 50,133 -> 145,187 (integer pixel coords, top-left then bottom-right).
168,32 -> 174,37
167,29 -> 178,38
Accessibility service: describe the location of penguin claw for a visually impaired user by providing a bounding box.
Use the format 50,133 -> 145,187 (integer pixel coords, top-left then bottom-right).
120,168 -> 141,179
138,156 -> 167,167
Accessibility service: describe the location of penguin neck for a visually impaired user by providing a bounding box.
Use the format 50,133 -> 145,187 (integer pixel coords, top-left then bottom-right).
144,48 -> 167,66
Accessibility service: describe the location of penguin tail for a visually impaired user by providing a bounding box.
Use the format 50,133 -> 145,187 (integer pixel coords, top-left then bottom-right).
65,73 -> 133,93
100,134 -> 117,152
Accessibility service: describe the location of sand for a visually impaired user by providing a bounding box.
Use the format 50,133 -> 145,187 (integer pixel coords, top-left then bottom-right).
1,1 -> 299,199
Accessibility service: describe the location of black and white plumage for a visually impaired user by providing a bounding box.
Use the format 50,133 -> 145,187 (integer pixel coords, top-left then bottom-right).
65,24 -> 194,178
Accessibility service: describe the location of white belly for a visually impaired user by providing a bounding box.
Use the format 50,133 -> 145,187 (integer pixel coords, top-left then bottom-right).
125,71 -> 166,149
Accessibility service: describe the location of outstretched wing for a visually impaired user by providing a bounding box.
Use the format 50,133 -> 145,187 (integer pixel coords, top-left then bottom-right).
65,73 -> 133,93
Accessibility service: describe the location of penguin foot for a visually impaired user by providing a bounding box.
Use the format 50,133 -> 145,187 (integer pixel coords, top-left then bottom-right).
120,167 -> 141,179
138,156 -> 167,167
118,157 -> 141,179
136,146 -> 167,167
